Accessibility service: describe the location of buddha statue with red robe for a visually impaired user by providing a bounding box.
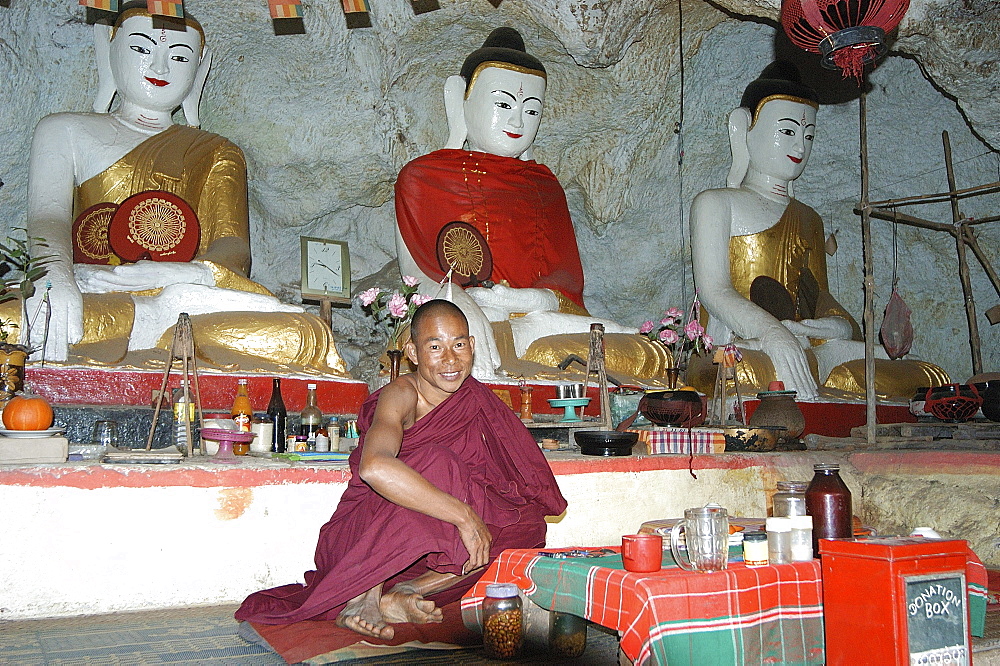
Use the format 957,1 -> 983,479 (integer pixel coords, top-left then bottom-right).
395,28 -> 669,381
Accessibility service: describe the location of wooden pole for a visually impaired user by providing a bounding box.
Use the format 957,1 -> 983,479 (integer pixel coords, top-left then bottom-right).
943,131 -> 983,375
860,93 -> 876,446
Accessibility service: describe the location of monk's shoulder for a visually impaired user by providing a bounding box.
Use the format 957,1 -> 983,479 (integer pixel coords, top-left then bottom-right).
374,376 -> 419,425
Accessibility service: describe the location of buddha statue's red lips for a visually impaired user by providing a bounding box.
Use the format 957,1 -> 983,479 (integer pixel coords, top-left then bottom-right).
788,155 -> 803,164
145,77 -> 170,87
504,131 -> 522,139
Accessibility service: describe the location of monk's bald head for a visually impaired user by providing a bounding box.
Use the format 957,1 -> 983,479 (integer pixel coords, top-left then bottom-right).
410,299 -> 468,342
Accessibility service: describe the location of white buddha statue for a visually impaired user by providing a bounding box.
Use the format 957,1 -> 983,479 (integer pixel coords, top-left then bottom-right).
690,61 -> 947,399
24,3 -> 344,373
394,28 -> 668,380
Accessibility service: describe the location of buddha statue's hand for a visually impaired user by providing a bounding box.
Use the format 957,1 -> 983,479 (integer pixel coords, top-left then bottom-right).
781,317 -> 852,341
27,264 -> 84,362
759,323 -> 819,400
74,260 -> 214,294
467,284 -> 559,320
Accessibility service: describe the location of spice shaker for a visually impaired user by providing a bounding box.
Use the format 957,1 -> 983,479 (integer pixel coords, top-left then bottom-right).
482,583 -> 523,659
805,463 -> 852,554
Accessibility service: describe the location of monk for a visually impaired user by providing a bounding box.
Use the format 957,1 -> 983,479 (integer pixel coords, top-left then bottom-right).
235,300 -> 567,637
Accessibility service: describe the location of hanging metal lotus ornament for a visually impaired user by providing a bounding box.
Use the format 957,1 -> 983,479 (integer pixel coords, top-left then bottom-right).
781,0 -> 910,81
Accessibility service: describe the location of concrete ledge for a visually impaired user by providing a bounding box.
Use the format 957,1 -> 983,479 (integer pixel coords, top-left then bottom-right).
2,450 -> 997,619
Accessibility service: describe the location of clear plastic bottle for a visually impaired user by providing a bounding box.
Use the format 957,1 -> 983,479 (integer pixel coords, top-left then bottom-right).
231,379 -> 253,433
766,517 -> 792,564
772,481 -> 808,517
789,515 -> 814,561
172,379 -> 195,455
482,583 -> 523,660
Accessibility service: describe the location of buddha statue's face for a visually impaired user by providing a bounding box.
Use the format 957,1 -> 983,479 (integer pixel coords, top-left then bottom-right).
745,98 -> 817,182
463,66 -> 545,159
109,14 -> 202,112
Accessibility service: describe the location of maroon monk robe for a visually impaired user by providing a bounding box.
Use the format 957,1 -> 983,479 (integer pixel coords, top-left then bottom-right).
395,149 -> 587,309
235,376 -> 567,625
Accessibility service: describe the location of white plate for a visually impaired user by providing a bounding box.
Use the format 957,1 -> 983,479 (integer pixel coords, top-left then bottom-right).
0,427 -> 66,439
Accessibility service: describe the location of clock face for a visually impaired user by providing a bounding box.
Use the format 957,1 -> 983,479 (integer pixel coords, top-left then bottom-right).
306,241 -> 344,294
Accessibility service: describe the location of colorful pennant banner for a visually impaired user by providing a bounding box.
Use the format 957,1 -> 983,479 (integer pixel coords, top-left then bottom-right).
341,0 -> 371,29
79,0 -> 119,10
268,0 -> 302,19
147,0 -> 183,17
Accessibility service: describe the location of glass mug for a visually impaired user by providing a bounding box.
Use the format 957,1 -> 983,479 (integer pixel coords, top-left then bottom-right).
669,505 -> 729,572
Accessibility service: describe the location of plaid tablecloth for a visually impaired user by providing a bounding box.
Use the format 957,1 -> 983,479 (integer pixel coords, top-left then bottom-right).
628,426 -> 726,454
462,546 -> 989,666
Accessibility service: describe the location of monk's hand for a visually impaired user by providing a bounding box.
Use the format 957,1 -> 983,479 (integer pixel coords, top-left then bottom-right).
457,507 -> 492,574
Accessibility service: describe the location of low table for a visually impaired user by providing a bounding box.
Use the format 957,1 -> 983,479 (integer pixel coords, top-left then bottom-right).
462,545 -> 988,665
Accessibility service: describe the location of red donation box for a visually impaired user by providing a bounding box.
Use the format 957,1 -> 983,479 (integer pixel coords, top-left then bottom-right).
820,537 -> 971,665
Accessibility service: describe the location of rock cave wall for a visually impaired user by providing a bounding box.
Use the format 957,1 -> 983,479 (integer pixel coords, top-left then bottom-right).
0,0 -> 997,382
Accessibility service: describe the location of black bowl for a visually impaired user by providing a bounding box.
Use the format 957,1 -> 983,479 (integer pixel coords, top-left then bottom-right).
574,430 -> 639,456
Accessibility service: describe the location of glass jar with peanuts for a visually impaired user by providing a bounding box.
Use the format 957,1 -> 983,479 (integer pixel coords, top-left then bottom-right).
482,583 -> 523,659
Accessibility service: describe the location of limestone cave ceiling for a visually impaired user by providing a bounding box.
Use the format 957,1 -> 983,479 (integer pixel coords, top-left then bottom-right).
542,0 -> 999,149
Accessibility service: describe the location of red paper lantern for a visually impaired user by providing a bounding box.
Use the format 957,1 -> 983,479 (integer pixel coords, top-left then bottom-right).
781,0 -> 910,80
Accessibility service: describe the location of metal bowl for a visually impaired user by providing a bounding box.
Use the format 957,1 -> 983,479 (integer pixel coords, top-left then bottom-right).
721,426 -> 786,452
574,430 -> 639,456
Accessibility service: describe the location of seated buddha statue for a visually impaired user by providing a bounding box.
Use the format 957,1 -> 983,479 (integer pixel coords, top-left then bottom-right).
689,61 -> 947,400
395,27 -> 669,381
23,3 -> 345,374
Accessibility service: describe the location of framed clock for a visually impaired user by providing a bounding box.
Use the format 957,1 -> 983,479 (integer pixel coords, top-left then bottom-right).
300,237 -> 351,300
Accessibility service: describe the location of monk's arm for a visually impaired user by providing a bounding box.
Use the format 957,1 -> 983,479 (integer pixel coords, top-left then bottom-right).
358,383 -> 492,572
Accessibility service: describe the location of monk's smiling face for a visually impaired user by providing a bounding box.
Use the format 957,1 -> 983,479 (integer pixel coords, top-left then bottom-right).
406,308 -> 475,401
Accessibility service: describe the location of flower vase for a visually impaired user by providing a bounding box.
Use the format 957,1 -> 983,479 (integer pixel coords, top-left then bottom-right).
665,367 -> 681,390
387,349 -> 403,382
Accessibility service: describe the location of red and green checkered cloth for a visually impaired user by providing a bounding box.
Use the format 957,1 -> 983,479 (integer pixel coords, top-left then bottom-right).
463,546 -> 988,665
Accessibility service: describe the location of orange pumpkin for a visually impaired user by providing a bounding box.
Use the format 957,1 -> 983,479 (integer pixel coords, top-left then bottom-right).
2,394 -> 55,431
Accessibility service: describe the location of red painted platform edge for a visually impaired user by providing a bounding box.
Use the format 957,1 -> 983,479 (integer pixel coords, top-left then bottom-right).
743,399 -> 916,438
5,450 -> 996,490
24,367 -> 368,414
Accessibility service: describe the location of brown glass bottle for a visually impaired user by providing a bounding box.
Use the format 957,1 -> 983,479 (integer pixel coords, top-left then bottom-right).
805,463 -> 852,555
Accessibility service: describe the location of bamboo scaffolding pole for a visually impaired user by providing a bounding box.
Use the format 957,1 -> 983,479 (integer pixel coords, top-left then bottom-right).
943,131 -> 983,375
869,180 -> 1000,208
859,93 -> 877,447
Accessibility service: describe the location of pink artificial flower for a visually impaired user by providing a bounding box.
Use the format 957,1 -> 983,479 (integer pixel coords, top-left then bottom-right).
402,275 -> 420,287
387,292 -> 408,318
703,334 -> 714,351
639,320 -> 655,334
659,316 -> 675,327
659,329 -> 680,345
665,307 -> 684,319
410,293 -> 431,307
684,319 -> 704,341
359,287 -> 381,307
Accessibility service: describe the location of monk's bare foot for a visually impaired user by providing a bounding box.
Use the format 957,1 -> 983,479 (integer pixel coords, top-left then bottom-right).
380,584 -> 444,625
336,587 -> 395,640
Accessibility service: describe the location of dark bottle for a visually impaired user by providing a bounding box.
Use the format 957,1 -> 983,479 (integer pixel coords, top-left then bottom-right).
805,463 -> 852,555
299,383 -> 323,448
266,378 -> 288,453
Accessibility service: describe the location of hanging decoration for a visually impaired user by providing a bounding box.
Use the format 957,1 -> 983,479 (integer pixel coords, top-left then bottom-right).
147,0 -> 183,18
268,0 -> 301,19
410,0 -> 439,14
341,0 -> 371,28
79,0 -> 119,10
780,0 -> 910,81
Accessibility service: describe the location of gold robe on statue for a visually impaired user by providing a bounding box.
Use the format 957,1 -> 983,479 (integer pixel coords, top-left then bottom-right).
56,124 -> 344,374
690,199 -> 947,398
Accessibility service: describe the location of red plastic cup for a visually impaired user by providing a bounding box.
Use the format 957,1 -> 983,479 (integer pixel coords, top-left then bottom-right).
622,534 -> 663,573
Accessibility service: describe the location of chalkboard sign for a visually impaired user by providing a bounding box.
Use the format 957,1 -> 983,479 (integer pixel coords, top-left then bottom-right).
905,571 -> 969,666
